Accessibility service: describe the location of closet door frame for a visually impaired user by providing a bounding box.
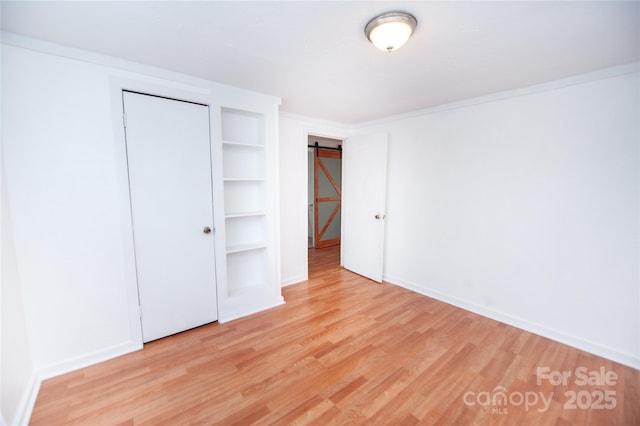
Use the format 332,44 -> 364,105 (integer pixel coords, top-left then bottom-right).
110,78 -> 220,349
110,77 -> 282,348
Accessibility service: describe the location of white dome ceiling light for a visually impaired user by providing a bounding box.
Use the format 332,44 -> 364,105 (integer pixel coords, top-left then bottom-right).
365,11 -> 418,52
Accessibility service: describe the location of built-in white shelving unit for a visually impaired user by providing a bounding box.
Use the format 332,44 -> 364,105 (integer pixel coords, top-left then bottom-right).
213,105 -> 283,321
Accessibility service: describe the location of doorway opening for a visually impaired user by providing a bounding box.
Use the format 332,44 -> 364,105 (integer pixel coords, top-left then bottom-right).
307,135 -> 343,251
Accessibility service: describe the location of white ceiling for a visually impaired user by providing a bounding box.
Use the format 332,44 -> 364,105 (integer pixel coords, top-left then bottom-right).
2,1 -> 639,124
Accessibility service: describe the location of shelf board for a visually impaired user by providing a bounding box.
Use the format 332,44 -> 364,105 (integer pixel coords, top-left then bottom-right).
222,140 -> 265,148
226,243 -> 268,254
225,211 -> 266,219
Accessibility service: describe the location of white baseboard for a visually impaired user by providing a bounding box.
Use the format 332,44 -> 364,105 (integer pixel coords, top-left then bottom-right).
281,275 -> 307,287
10,371 -> 40,426
12,340 -> 141,425
384,274 -> 640,371
219,298 -> 286,323
38,340 -> 142,381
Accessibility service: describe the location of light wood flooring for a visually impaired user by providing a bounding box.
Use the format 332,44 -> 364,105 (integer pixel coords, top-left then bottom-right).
31,246 -> 639,424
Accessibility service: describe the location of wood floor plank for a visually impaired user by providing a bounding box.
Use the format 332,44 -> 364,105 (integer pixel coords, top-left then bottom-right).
30,245 -> 639,425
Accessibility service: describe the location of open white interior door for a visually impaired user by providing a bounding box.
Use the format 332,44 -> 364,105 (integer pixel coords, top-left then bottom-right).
342,133 -> 388,282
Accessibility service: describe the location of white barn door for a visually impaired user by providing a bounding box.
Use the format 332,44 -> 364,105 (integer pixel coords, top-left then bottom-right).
123,91 -> 217,342
342,133 -> 388,282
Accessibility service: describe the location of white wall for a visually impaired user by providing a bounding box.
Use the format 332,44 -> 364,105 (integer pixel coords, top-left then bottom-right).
1,171 -> 36,426
2,44 -> 137,375
2,32 -> 638,426
278,66 -> 639,368
2,35 -> 280,423
356,70 -> 640,368
279,113 -> 348,285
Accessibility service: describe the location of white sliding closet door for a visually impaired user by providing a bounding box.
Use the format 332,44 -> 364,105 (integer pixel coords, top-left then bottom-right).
123,91 -> 217,342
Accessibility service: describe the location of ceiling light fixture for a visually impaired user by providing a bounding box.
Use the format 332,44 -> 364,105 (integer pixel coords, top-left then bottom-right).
365,11 -> 417,52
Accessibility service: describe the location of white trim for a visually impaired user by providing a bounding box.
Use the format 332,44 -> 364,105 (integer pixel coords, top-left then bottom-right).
109,78 -> 143,350
281,275 -> 307,287
384,274 -> 640,370
1,31 -> 213,90
301,125 -> 349,281
38,340 -> 141,381
637,69 -> 640,373
218,299 -> 285,324
9,372 -> 39,426
6,30 -> 634,132
271,104 -> 284,299
280,111 -> 349,131
1,31 -> 280,105
109,77 -> 227,346
307,148 -> 316,251
12,340 -> 140,425
355,62 -> 640,129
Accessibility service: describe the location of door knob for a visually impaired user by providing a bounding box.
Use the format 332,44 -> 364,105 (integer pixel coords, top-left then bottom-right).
375,214 -> 385,220
203,226 -> 212,234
